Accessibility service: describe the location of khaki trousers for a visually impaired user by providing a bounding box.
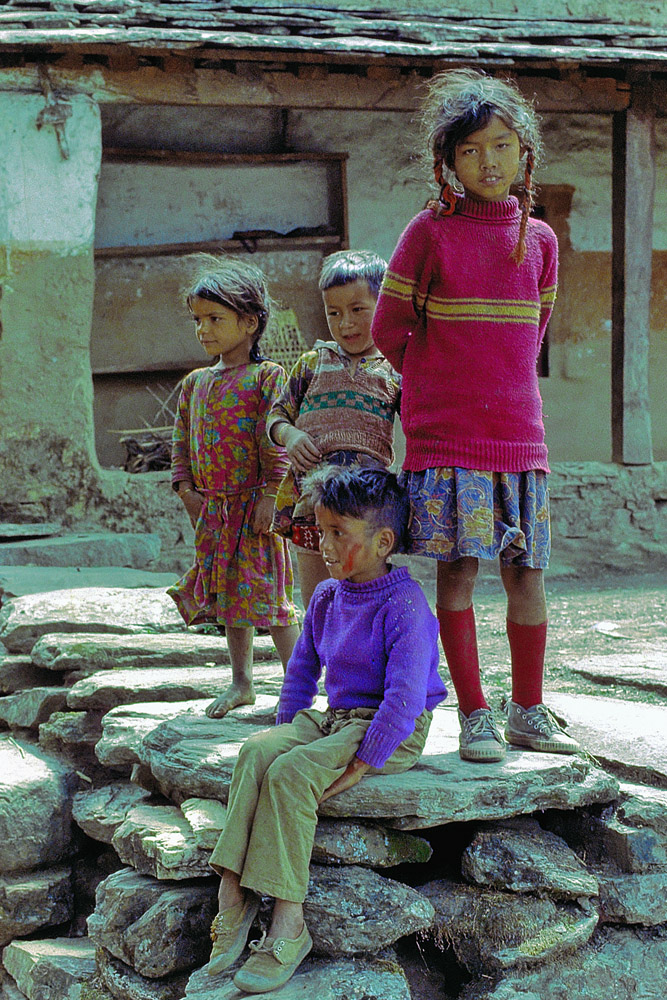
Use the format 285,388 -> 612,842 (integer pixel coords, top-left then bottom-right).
209,706 -> 432,903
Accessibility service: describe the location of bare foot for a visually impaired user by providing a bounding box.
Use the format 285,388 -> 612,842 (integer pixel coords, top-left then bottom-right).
206,683 -> 256,718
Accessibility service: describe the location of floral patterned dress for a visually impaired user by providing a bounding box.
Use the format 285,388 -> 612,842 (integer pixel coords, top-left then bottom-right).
168,361 -> 298,629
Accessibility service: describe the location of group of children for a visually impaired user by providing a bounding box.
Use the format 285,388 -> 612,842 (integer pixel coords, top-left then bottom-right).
167,68 -> 580,994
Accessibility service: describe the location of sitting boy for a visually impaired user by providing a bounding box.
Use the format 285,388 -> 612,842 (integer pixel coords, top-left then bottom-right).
205,466 -> 447,994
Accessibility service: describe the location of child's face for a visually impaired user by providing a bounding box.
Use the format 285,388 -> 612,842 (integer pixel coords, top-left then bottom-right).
453,114 -> 523,203
315,504 -> 391,584
322,280 -> 378,358
190,296 -> 257,366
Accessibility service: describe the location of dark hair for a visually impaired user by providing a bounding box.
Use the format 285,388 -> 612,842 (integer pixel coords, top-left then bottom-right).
305,466 -> 410,553
318,250 -> 387,297
421,69 -> 543,264
185,254 -> 273,362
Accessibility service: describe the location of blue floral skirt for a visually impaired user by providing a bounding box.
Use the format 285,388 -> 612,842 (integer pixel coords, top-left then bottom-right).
400,467 -> 550,568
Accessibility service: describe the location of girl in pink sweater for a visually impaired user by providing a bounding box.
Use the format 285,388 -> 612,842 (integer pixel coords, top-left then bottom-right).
372,68 -> 579,764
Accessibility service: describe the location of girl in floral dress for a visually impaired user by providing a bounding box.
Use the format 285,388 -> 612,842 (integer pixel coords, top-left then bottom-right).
169,257 -> 300,718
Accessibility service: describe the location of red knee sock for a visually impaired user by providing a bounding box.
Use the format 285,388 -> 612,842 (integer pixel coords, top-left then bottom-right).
507,619 -> 547,709
437,605 -> 488,717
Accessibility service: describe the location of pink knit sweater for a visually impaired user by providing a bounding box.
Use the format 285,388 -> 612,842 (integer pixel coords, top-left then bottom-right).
371,196 -> 558,473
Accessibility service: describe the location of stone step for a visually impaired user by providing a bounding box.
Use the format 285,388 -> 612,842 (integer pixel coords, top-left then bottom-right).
135,704 -> 619,829
0,686 -> 69,729
570,646 -> 667,697
0,867 -> 73,947
88,862 -> 433,976
2,939 -> 97,1000
0,587 -> 187,654
66,661 -> 284,712
0,532 -> 161,569
463,926 -> 667,1000
421,876 -> 598,976
547,691 -> 667,787
31,631 -> 277,673
0,523 -> 62,541
74,786 -> 432,879
0,655 -> 58,693
0,565 -> 177,600
39,711 -> 107,779
0,738 -> 78,873
185,952 -> 411,1000
96,700 -> 214,769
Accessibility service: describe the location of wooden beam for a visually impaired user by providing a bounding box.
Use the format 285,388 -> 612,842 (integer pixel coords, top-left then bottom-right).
611,75 -> 656,465
0,62 -> 632,112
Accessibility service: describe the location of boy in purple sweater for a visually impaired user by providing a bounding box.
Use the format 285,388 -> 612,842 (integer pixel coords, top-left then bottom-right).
206,467 -> 447,994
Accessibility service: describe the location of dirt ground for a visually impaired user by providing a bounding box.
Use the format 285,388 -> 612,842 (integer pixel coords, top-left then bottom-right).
392,556 -> 667,712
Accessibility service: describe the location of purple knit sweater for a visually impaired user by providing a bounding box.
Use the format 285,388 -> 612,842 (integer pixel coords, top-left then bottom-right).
276,566 -> 447,768
372,196 -> 558,473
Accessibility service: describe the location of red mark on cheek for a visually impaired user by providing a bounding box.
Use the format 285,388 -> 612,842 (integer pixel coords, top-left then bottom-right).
342,544 -> 361,574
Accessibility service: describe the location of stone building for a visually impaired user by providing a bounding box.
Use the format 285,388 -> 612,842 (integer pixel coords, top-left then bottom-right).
0,0 -> 665,568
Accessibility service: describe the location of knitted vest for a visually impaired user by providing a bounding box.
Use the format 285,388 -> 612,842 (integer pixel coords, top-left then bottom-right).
295,344 -> 399,465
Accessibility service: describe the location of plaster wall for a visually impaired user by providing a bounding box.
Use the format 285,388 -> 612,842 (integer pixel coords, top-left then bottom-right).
0,92 -> 102,519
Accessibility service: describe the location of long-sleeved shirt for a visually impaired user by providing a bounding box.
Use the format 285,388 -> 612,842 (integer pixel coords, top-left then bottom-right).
371,196 -> 558,473
276,566 -> 447,768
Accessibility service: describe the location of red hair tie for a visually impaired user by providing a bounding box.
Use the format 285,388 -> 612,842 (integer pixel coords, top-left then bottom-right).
433,157 -> 456,216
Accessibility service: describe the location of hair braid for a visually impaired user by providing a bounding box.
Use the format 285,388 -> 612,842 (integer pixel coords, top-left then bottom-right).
510,148 -> 535,265
427,156 -> 457,217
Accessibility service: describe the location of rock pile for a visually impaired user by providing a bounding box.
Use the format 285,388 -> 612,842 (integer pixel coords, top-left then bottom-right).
0,585 -> 665,1000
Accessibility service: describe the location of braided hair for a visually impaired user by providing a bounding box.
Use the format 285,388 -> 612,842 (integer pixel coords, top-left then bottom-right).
421,68 -> 543,265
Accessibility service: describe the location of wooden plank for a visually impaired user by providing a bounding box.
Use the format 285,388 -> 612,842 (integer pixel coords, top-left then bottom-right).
611,76 -> 655,465
94,234 -> 344,259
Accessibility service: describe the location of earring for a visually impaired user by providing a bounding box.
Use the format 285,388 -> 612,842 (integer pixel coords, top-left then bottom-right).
433,157 -> 456,216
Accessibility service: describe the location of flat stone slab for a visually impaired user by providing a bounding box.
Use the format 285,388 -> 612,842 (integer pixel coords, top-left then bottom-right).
547,692 -> 667,786
1,938 -> 97,1000
137,705 -> 619,828
179,799 -> 227,851
421,878 -> 598,975
0,867 -> 72,946
596,868 -> 667,925
0,588 -> 187,654
461,818 -> 599,898
0,739 -> 77,871
39,711 -> 104,759
96,701 -> 212,768
88,868 -> 217,978
96,947 -> 189,1000
111,803 -> 213,880
188,951 -> 411,1000
0,523 -> 62,541
72,782 -> 153,844
0,656 -> 56,693
570,647 -> 667,697
0,532 -> 161,569
31,631 -> 277,673
0,687 -> 69,729
66,662 -> 284,712
0,566 -> 177,599
305,864 -> 434,955
463,925 -> 667,1000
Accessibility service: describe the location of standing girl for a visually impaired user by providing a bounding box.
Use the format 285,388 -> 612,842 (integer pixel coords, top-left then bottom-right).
169,256 -> 300,719
372,68 -> 579,763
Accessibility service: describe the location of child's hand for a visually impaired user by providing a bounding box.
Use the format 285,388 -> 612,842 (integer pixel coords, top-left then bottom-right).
319,757 -> 370,803
179,487 -> 205,528
282,427 -> 322,475
252,491 -> 277,534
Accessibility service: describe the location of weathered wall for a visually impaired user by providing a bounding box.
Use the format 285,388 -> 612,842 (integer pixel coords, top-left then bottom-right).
0,92 -> 102,518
